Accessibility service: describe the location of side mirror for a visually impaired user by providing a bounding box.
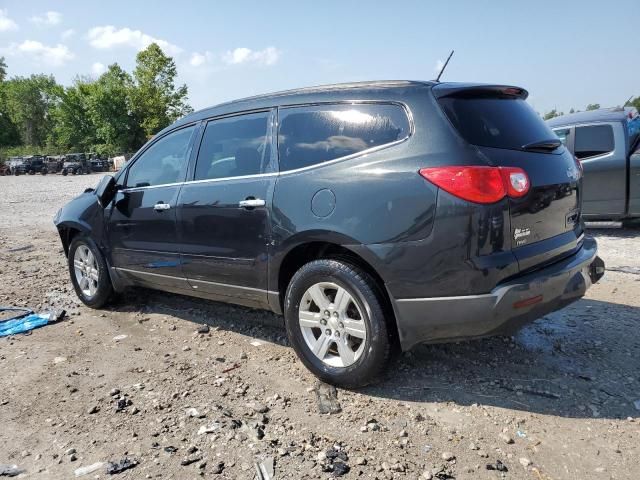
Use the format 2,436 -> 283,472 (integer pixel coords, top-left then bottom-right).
95,175 -> 120,208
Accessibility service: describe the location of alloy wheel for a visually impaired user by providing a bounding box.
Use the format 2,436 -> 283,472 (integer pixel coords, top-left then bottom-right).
73,245 -> 99,298
298,282 -> 367,367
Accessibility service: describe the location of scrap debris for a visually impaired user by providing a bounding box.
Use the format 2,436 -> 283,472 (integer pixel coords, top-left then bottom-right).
0,307 -> 65,337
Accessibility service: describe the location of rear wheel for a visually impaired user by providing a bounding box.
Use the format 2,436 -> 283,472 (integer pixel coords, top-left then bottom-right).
622,218 -> 640,229
62,169 -> 68,176
68,235 -> 113,308
284,259 -> 392,388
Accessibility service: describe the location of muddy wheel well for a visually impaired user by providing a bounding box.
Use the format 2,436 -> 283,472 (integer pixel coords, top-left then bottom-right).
58,226 -> 81,256
277,242 -> 398,343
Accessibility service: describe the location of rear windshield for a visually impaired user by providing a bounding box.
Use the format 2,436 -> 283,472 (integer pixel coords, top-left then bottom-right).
438,96 -> 557,151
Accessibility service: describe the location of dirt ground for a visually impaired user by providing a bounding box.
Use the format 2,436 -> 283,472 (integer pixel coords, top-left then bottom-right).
0,173 -> 638,480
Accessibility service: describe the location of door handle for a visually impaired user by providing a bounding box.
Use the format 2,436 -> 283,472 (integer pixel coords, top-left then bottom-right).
238,198 -> 266,208
153,202 -> 171,212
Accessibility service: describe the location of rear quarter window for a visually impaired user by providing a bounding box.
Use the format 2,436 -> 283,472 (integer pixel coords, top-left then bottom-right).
278,103 -> 410,171
574,125 -> 614,159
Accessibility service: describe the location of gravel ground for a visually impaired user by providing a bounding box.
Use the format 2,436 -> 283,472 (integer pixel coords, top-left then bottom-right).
0,173 -> 638,480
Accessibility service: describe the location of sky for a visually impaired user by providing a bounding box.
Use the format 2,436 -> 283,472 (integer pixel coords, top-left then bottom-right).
0,1 -> 638,115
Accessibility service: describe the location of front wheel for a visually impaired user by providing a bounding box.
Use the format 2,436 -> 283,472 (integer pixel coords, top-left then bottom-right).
68,235 -> 113,308
284,259 -> 392,388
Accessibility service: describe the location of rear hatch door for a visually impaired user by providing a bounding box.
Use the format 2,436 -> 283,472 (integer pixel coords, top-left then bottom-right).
434,84 -> 583,271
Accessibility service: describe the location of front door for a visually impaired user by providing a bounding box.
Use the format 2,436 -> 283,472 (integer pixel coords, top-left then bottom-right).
177,110 -> 275,307
107,124 -> 197,287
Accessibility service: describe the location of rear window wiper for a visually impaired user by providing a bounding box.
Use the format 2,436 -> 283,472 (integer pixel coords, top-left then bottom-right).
521,139 -> 562,152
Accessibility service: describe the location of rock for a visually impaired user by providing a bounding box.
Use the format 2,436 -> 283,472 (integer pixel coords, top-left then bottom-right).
211,462 -> 224,474
250,403 -> 269,414
441,452 -> 455,461
332,461 -> 350,477
314,382 -> 342,414
0,465 -> 25,477
399,429 -> 408,437
499,433 -> 514,444
317,451 -> 327,462
182,346 -> 191,352
486,460 -> 508,472
180,455 -> 202,466
326,447 -> 348,462
87,405 -> 99,414
69,453 -> 78,462
197,325 -> 210,334
469,442 -> 479,450
422,471 -> 433,480
65,448 -> 76,455
185,407 -> 200,418
168,325 -> 177,331
109,388 -> 120,396
355,457 -> 367,466
112,334 -> 128,342
519,457 -> 532,468
74,462 -> 104,477
477,450 -> 489,458
53,356 -> 67,364
105,457 -> 137,474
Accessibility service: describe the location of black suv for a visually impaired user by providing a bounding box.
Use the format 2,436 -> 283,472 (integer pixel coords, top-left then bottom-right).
54,81 -> 604,387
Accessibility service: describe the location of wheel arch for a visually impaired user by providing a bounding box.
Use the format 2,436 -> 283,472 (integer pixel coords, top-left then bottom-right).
56,220 -> 91,256
274,239 -> 398,344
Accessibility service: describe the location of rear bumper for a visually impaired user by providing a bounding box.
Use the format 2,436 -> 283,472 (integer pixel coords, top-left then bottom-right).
392,237 -> 604,351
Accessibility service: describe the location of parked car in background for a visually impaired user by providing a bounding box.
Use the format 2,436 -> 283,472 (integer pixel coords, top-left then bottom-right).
8,157 -> 26,175
547,107 -> 640,226
88,154 -> 107,172
54,81 -> 604,387
62,153 -> 91,175
22,155 -> 48,175
0,162 -> 10,176
45,155 -> 64,174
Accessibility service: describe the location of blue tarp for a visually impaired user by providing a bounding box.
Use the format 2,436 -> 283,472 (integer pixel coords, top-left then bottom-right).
0,307 -> 55,337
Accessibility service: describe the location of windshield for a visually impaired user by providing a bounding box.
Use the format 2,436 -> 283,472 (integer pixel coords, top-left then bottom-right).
438,96 -> 558,151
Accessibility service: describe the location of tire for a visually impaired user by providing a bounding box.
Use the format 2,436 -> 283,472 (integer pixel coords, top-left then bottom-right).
29,169 -> 35,175
284,259 -> 392,388
41,169 -> 47,175
62,169 -> 68,176
68,234 -> 113,308
14,170 -> 19,176
622,218 -> 640,229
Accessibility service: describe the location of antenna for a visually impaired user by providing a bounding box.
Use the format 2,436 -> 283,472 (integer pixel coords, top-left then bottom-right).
435,50 -> 455,82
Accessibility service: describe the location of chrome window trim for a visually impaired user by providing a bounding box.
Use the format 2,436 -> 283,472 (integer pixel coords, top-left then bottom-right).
115,267 -> 278,295
119,101 -> 414,191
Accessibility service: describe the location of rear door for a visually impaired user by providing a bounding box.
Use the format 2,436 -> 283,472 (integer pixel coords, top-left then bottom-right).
573,123 -> 625,216
177,110 -> 276,308
435,85 -> 583,271
106,124 -> 197,287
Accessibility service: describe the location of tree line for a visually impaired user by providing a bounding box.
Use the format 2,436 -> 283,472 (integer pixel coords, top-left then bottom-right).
0,43 -> 192,160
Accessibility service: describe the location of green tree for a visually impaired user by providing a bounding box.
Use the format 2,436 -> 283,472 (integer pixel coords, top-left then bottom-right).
4,74 -> 61,146
586,103 -> 600,111
87,64 -> 144,153
0,57 -> 21,149
132,43 -> 192,138
0,57 -> 7,82
48,77 -> 97,151
543,109 -> 563,120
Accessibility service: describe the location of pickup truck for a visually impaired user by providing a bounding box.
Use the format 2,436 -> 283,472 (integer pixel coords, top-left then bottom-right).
547,107 -> 640,226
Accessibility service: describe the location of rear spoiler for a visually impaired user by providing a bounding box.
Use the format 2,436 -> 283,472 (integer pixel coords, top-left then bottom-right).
432,83 -> 528,100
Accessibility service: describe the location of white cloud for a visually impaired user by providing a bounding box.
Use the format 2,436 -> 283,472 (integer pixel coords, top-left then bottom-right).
0,9 -> 19,32
1,40 -> 74,66
87,25 -> 182,55
30,11 -> 63,26
91,62 -> 106,76
222,47 -> 280,66
189,51 -> 214,67
61,29 -> 75,40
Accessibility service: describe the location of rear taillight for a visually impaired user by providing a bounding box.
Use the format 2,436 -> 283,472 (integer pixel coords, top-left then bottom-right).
419,166 -> 530,204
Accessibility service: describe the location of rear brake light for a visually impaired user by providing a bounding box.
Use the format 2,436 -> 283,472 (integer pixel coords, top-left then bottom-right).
419,166 -> 530,204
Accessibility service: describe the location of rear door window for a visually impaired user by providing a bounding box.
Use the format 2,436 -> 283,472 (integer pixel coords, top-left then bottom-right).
438,96 -> 557,151
278,103 -> 410,171
574,125 -> 614,159
194,111 -> 272,181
